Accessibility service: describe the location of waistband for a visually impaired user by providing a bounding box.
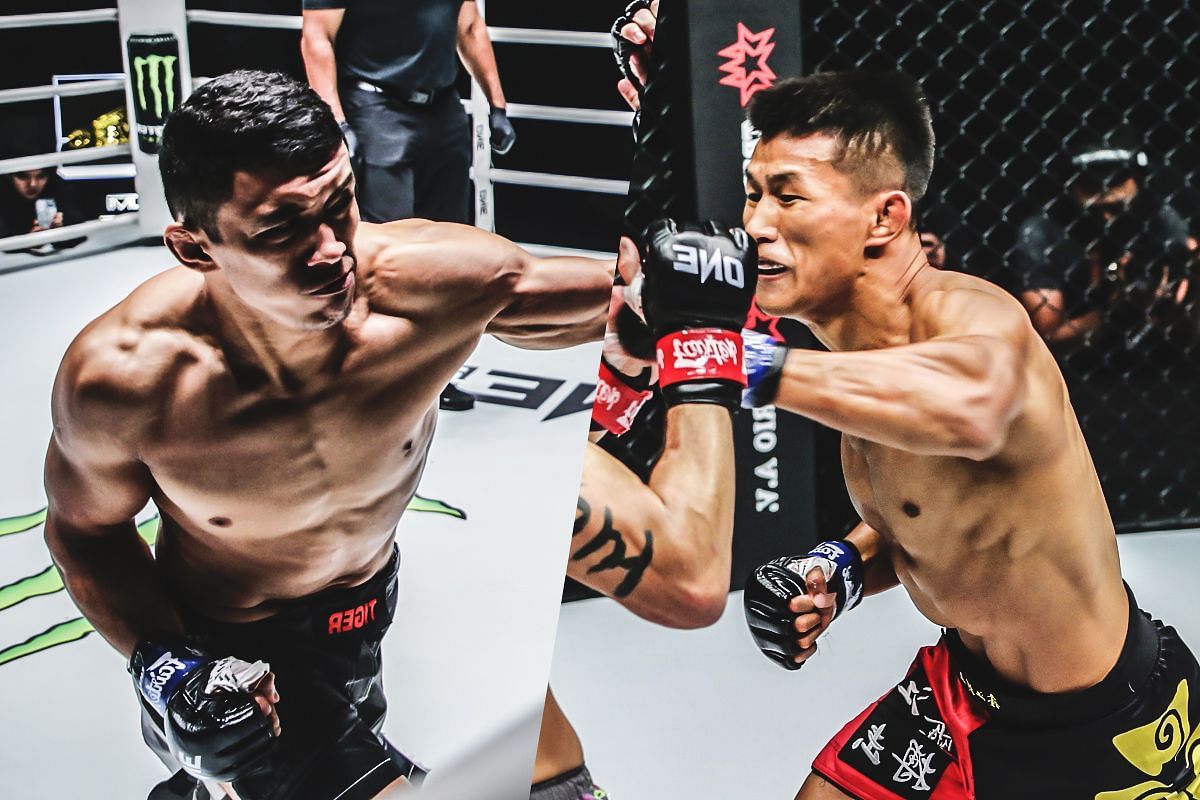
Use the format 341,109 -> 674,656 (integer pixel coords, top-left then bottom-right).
182,546 -> 400,641
943,582 -> 1160,726
350,80 -> 456,106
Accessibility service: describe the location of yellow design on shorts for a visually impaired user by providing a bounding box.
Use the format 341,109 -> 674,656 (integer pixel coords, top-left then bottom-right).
1095,679 -> 1200,800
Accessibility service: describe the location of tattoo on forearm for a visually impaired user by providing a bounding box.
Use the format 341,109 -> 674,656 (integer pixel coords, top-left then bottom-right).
572,497 -> 653,598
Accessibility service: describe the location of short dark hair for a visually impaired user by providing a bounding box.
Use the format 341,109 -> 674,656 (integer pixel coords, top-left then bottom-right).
159,70 -> 342,237
747,70 -> 935,207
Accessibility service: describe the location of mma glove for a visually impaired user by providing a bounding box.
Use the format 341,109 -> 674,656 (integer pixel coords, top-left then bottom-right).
131,637 -> 276,782
611,0 -> 652,96
636,219 -> 757,409
610,0 -> 653,135
489,107 -> 516,155
743,540 -> 864,670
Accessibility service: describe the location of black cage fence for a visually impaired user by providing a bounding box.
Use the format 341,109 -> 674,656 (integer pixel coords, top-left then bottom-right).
804,0 -> 1200,533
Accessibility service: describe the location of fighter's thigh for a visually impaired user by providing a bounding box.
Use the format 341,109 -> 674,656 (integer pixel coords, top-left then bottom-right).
231,718 -> 411,800
795,772 -> 855,800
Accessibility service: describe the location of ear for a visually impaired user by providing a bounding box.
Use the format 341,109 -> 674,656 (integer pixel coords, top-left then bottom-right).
864,190 -> 913,250
164,223 -> 216,273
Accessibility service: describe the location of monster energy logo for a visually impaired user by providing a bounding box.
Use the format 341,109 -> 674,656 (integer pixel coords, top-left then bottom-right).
132,54 -> 178,119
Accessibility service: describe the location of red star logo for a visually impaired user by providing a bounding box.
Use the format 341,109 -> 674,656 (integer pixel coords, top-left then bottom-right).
745,300 -> 784,341
717,23 -> 778,107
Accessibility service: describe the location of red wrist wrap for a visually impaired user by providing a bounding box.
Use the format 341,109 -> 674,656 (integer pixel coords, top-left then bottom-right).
592,360 -> 654,436
656,329 -> 746,389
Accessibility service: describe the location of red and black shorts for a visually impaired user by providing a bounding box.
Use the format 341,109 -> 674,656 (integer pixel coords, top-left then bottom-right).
813,586 -> 1200,799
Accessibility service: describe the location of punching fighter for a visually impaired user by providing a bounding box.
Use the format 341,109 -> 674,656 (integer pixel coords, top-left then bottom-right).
533,219 -> 756,799
618,10 -> 1200,799
733,75 -> 1200,799
43,71 -> 611,800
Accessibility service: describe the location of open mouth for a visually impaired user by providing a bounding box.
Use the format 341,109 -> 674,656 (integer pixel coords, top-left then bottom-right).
309,273 -> 350,296
306,260 -> 355,296
758,259 -> 788,278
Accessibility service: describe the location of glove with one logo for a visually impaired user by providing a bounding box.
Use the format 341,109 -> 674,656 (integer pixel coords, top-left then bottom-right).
636,218 -> 757,409
743,540 -> 864,670
131,638 -> 277,782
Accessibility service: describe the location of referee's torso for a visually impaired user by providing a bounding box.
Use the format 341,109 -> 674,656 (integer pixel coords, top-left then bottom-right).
304,0 -> 466,95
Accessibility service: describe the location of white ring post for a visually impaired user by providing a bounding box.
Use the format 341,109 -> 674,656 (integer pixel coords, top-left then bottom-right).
115,0 -> 193,239
470,0 -> 495,232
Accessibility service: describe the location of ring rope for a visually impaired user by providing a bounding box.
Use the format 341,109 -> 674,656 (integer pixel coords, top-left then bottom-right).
0,144 -> 133,176
0,79 -> 125,106
0,9 -> 118,30
488,169 -> 629,195
0,214 -> 139,256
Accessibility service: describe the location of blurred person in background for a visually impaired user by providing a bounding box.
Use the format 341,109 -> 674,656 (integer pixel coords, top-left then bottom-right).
1014,127 -> 1196,348
1012,126 -> 1199,522
1,167 -> 86,253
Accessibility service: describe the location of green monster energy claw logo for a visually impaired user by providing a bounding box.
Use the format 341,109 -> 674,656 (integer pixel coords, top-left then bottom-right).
132,55 -> 178,119
0,496 -> 465,667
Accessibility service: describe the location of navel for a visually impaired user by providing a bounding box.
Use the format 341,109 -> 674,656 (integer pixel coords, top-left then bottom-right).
902,501 -> 920,518
209,516 -> 233,528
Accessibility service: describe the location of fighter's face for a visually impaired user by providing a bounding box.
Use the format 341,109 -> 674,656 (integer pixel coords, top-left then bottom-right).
11,169 -> 49,200
743,134 -> 878,319
204,146 -> 360,330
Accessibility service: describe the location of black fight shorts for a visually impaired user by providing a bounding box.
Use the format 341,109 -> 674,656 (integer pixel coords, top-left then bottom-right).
530,765 -> 610,800
140,548 -> 424,799
813,585 -> 1200,799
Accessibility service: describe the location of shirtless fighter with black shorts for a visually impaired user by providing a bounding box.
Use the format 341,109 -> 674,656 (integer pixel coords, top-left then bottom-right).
43,71 -> 611,800
732,73 -> 1200,799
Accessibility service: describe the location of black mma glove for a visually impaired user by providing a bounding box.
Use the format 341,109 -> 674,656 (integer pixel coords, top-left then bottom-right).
743,540 -> 865,670
131,638 -> 276,782
635,219 -> 757,409
489,107 -> 516,155
610,0 -> 653,136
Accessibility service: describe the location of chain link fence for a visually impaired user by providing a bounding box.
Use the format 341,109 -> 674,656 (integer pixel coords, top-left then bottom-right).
803,0 -> 1200,533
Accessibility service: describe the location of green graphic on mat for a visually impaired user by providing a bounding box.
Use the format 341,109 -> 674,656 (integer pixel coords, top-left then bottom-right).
0,508 -> 47,537
0,494 -> 465,666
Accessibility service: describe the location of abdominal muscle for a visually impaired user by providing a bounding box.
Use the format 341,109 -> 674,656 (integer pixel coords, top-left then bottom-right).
883,520 -> 1128,694
150,426 -> 433,623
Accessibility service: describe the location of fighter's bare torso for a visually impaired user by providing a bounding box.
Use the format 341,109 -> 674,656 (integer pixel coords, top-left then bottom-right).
68,220 -> 514,620
835,267 -> 1127,693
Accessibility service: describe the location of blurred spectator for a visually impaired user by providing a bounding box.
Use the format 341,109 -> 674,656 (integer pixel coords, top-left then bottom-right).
1013,128 -> 1197,347
301,0 -> 515,411
919,229 -> 946,269
1011,127 -> 1200,523
0,168 -> 86,252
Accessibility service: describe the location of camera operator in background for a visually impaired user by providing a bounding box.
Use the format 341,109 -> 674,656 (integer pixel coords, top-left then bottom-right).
1012,127 -> 1199,523
1014,129 -> 1197,348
